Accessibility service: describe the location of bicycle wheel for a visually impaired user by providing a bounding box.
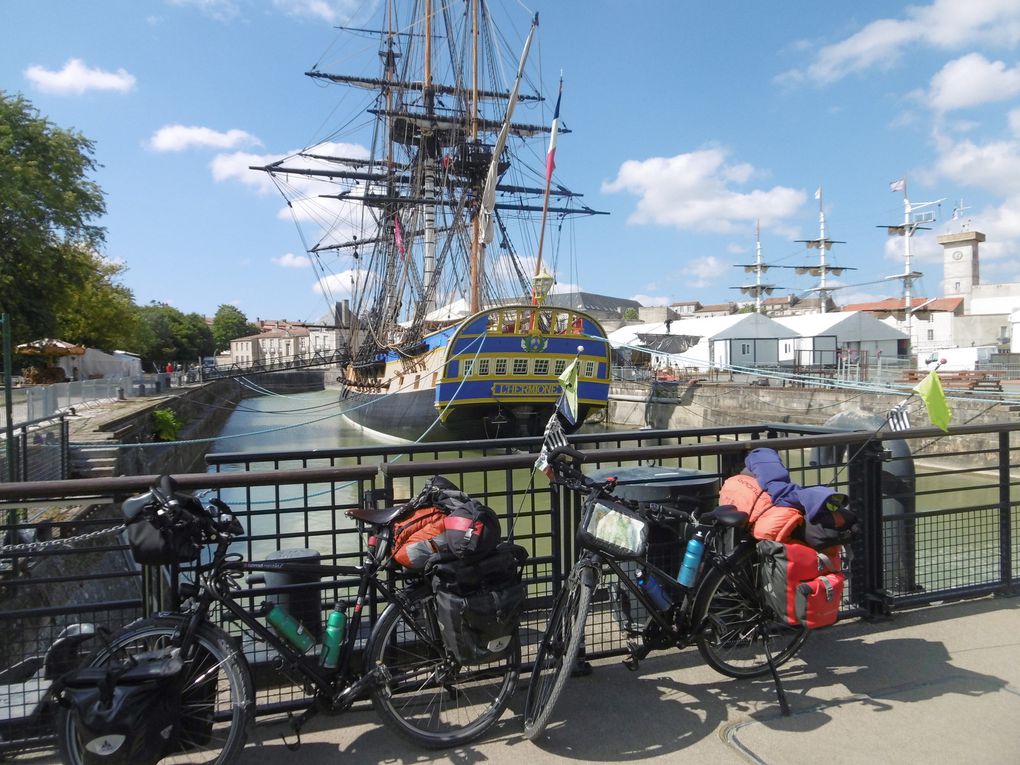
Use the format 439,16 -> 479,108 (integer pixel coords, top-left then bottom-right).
694,545 -> 808,678
368,586 -> 520,748
522,560 -> 596,740
56,615 -> 253,765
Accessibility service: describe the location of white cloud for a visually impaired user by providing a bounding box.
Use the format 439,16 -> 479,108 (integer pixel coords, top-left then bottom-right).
313,269 -> 374,301
779,0 -> 1020,86
680,256 -> 726,289
274,252 -> 312,268
148,125 -> 262,152
631,294 -> 670,306
929,54 -> 1020,112
166,0 -> 240,22
549,282 -> 582,295
24,58 -> 135,95
272,0 -> 363,24
211,150 -> 284,193
602,147 -> 805,234
933,131 -> 1020,197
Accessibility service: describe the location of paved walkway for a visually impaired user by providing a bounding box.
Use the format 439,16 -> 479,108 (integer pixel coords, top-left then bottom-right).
226,595 -> 1018,765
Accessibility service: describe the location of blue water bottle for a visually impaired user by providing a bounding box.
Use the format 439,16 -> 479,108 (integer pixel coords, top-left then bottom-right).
637,570 -> 672,611
677,531 -> 706,588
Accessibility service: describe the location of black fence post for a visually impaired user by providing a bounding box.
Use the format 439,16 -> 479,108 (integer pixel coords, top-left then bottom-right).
848,440 -> 892,618
998,432 -> 1015,596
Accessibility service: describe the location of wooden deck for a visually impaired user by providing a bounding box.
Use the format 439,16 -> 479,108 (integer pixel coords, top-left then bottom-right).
899,369 -> 1005,392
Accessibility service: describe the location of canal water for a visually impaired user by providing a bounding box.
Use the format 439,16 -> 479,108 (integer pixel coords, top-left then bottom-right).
206,388 -> 1016,593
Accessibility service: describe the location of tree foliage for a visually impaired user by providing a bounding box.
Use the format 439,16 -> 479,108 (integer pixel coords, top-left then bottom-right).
0,91 -> 107,343
138,303 -> 214,368
211,304 -> 259,353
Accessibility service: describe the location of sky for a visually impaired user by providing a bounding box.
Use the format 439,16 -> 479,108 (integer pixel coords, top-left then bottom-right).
4,0 -> 1020,325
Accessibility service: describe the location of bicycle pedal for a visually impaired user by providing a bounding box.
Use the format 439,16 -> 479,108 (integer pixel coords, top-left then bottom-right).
570,658 -> 593,677
623,655 -> 640,672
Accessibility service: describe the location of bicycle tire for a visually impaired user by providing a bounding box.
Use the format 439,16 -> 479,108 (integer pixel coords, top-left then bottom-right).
522,560 -> 596,740
55,615 -> 253,765
368,586 -> 520,748
693,545 -> 808,678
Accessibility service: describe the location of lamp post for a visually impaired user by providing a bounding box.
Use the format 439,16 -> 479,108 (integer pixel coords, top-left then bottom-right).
532,269 -> 554,306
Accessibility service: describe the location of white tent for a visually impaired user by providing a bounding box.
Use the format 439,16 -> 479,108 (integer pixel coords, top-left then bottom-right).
773,311 -> 907,364
608,313 -> 799,370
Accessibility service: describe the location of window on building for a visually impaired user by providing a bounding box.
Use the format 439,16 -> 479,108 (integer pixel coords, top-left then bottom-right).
534,359 -> 549,375
955,281 -> 961,291
554,359 -> 567,375
478,358 -> 490,375
927,329 -> 934,341
741,343 -> 751,354
513,358 -> 529,375
585,360 -> 596,378
462,359 -> 474,377
495,358 -> 508,375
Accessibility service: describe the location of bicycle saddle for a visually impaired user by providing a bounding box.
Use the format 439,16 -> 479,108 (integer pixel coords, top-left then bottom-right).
347,505 -> 407,525
701,505 -> 749,527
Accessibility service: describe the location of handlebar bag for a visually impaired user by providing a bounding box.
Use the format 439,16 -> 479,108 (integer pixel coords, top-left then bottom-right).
429,544 -> 527,664
126,511 -> 199,565
577,498 -> 648,558
757,540 -> 845,629
55,649 -> 184,765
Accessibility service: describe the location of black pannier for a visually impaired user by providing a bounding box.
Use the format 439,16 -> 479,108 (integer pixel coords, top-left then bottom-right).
122,477 -> 205,565
428,543 -> 527,664
55,649 -> 185,765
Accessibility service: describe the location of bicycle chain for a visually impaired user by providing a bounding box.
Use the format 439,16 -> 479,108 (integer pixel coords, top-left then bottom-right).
0,523 -> 127,555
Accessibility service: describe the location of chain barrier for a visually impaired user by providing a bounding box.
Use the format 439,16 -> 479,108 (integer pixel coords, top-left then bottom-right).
0,524 -> 126,555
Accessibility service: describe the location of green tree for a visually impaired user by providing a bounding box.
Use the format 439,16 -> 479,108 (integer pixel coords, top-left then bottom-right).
0,92 -> 106,343
55,249 -> 145,351
211,304 -> 258,353
138,303 -> 214,369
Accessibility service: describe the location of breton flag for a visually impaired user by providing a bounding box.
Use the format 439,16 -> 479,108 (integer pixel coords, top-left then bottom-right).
545,80 -> 563,184
887,401 -> 911,432
534,410 -> 569,479
889,178 -> 906,193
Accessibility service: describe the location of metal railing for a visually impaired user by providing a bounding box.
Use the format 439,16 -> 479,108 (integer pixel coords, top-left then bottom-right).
0,421 -> 1017,753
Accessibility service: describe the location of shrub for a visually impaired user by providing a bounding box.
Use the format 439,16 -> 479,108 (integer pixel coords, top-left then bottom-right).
152,407 -> 183,442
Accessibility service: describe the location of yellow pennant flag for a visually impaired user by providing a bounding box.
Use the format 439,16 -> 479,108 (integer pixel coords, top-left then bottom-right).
913,370 -> 952,431
557,359 -> 579,425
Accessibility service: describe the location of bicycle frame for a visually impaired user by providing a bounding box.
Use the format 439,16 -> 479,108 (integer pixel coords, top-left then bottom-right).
171,522 -> 428,718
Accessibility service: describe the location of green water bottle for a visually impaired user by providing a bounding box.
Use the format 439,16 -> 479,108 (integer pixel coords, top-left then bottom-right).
320,603 -> 347,669
264,602 -> 315,654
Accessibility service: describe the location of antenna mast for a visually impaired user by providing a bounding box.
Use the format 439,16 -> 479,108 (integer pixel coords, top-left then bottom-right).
878,177 -> 944,351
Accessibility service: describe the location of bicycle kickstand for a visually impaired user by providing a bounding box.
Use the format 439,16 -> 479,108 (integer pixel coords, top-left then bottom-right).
759,623 -> 791,716
282,705 -> 319,751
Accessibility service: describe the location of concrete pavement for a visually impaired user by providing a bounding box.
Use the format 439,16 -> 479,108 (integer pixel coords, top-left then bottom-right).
228,594 -> 1020,765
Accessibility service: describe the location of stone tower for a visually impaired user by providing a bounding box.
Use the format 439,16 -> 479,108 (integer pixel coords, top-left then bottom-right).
938,230 -> 984,310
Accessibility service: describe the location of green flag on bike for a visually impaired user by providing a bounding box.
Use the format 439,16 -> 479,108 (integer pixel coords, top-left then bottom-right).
557,359 -> 578,425
913,369 -> 951,432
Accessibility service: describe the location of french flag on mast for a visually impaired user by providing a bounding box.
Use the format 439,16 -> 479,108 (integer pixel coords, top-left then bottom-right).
545,80 -> 563,183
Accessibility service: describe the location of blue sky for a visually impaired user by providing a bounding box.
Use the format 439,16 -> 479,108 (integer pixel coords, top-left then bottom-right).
4,0 -> 1020,324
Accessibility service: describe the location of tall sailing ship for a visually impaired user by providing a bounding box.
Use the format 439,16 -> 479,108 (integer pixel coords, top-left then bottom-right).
256,1 -> 610,441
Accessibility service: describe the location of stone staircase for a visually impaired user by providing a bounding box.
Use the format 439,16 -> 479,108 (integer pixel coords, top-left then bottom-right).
68,444 -> 120,479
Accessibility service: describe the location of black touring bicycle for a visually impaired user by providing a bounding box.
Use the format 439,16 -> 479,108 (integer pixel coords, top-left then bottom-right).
53,476 -> 524,764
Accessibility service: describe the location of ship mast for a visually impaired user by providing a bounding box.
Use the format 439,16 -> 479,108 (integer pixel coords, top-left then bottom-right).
795,186 -> 853,313
473,9 -> 538,312
731,219 -> 784,313
878,177 -> 944,349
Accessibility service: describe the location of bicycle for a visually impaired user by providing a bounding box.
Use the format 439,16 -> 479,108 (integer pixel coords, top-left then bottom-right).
523,446 -> 809,739
54,476 -> 519,764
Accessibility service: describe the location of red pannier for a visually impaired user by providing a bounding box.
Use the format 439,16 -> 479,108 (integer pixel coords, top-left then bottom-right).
757,540 -> 845,629
391,507 -> 448,569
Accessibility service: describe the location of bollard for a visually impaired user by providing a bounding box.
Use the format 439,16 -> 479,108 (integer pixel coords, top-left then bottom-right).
259,548 -> 324,639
